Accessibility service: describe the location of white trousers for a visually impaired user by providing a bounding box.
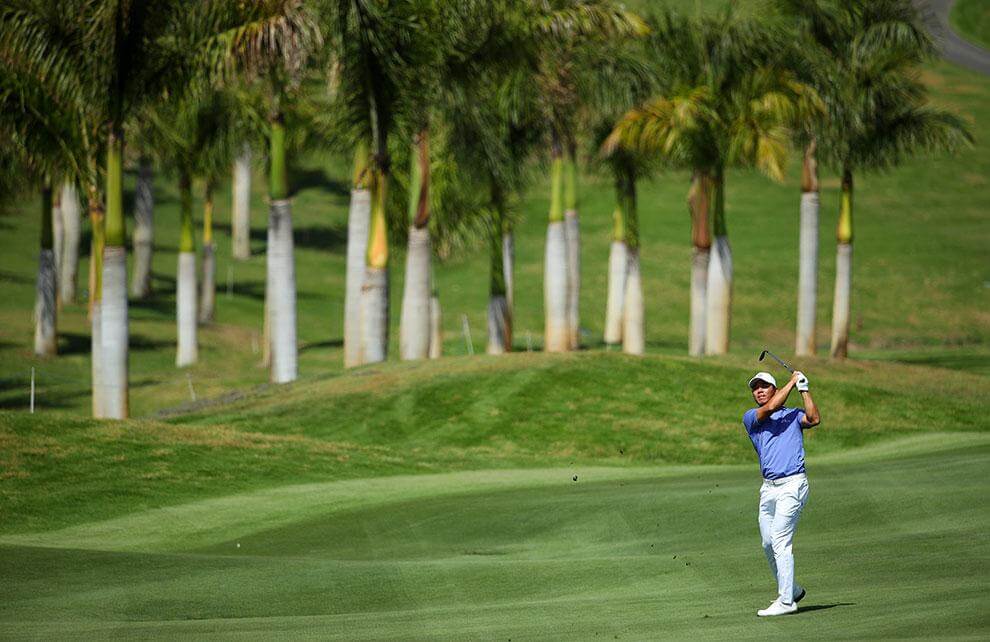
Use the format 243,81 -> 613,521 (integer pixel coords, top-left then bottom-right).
758,473 -> 809,604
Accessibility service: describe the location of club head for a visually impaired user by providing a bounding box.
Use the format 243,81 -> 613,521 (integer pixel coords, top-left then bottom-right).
758,350 -> 768,362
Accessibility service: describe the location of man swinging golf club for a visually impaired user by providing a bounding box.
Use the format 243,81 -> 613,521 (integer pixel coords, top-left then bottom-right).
744,357 -> 820,617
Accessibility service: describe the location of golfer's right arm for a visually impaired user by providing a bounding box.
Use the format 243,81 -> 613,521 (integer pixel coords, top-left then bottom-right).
755,372 -> 801,422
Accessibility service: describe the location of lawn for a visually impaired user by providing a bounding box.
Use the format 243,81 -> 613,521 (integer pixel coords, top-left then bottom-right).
1,432 -> 987,639
0,0 -> 988,637
951,0 -> 990,51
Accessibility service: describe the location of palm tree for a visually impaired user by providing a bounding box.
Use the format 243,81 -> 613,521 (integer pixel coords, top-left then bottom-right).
323,0 -> 424,366
209,0 -> 322,382
130,156 -> 154,298
777,0 -> 972,358
58,178 -> 82,305
231,143 -> 253,261
607,10 -> 820,355
528,1 -> 647,353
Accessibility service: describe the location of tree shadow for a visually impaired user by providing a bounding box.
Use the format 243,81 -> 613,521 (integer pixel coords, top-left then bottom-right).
300,339 -> 343,353
0,269 -> 32,285
290,167 -> 349,198
58,332 -> 91,356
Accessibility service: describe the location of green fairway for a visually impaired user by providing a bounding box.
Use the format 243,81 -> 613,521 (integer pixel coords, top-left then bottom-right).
1,433 -> 987,639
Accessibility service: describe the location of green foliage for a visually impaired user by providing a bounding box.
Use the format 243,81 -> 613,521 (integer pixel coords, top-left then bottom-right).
778,0 -> 973,173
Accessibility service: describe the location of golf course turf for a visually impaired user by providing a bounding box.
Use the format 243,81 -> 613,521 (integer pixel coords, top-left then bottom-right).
2,432 -> 987,639
1,0 -> 989,637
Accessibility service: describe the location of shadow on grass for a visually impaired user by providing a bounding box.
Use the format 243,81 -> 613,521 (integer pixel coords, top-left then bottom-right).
798,602 -> 855,614
300,339 -> 343,353
0,269 -> 33,285
212,221 -> 347,253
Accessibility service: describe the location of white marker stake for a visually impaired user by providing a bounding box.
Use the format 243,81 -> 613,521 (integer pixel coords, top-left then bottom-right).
461,314 -> 474,355
526,332 -> 533,352
187,373 -> 197,402
30,367 -> 35,413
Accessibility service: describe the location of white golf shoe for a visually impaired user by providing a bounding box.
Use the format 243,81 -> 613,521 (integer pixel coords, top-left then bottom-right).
757,599 -> 798,617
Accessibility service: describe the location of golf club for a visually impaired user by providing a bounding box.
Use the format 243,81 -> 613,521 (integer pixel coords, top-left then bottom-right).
758,348 -> 794,373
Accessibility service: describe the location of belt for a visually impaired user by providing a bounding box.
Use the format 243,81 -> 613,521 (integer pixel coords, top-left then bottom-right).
762,472 -> 807,486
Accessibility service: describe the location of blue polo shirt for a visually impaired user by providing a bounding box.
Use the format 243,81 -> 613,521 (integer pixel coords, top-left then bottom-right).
743,406 -> 809,480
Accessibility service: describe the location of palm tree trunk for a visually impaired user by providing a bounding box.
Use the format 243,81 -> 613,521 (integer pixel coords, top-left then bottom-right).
361,165 -> 389,364
502,227 -> 514,311
131,157 -> 154,298
176,173 -> 197,367
199,182 -> 216,324
59,180 -> 81,305
688,171 -> 712,356
623,248 -> 644,355
796,141 -> 819,356
232,144 -> 252,261
830,168 -> 854,359
87,191 -> 104,417
620,167 -> 643,356
429,286 -> 442,359
344,144 -> 371,368
605,168 -> 632,346
400,129 -> 432,360
101,130 -> 129,419
544,143 -> 569,352
705,168 -> 731,355
267,116 -> 297,383
564,148 -> 580,349
35,186 -> 57,356
488,196 -> 512,354
51,187 -> 63,303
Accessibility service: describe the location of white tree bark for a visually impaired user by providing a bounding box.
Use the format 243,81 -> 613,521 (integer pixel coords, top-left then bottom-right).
268,199 -> 298,383
52,201 -> 63,294
689,247 -> 709,357
59,181 -> 81,305
360,266 -> 389,364
344,189 -> 371,367
34,248 -> 57,356
100,247 -> 128,419
429,294 -> 442,359
131,160 -> 154,298
199,243 -> 215,324
604,240 -> 628,346
176,251 -> 198,367
705,235 -> 732,355
487,295 -> 512,354
91,302 -> 103,418
399,226 -> 432,360
622,248 -> 644,355
544,221 -> 569,352
796,192 -> 819,356
830,242 -> 853,358
502,231 -> 514,310
232,146 -> 252,261
564,210 -> 580,349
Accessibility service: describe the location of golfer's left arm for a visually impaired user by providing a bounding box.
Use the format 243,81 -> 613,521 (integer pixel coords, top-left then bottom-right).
799,386 -> 820,429
793,371 -> 820,428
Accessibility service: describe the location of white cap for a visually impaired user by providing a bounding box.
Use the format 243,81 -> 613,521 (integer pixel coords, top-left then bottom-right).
748,371 -> 777,389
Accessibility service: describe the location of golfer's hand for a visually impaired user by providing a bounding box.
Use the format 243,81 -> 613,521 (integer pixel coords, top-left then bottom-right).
794,371 -> 809,392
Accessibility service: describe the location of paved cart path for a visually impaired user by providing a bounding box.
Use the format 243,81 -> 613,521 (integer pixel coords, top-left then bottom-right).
925,0 -> 990,75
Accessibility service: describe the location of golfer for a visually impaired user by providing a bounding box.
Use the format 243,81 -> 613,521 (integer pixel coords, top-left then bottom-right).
743,369 -> 820,617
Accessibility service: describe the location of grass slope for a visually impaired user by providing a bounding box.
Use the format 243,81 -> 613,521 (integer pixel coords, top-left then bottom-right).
2,433 -> 987,639
952,0 -> 990,51
2,352 -> 987,536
